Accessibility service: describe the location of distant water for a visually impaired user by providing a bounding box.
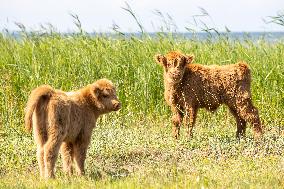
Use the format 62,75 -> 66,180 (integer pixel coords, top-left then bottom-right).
3,31 -> 284,42
182,32 -> 284,42
123,32 -> 284,42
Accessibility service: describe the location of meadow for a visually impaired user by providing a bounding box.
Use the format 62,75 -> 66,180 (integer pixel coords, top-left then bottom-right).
0,29 -> 283,188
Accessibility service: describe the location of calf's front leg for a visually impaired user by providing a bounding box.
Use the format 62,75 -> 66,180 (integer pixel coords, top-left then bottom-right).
73,131 -> 92,176
184,107 -> 198,139
171,109 -> 183,139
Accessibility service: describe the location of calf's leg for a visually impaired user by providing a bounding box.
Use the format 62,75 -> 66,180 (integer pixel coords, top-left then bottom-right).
229,106 -> 247,138
171,110 -> 183,139
73,131 -> 92,176
60,142 -> 74,176
236,98 -> 262,138
184,107 -> 198,139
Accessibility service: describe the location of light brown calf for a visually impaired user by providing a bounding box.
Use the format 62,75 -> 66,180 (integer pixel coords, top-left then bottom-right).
25,79 -> 121,178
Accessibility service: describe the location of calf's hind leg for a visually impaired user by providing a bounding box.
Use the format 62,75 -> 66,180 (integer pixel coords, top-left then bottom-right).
236,98 -> 262,138
36,146 -> 45,177
60,142 -> 74,176
229,106 -> 247,138
33,117 -> 47,178
44,129 -> 64,178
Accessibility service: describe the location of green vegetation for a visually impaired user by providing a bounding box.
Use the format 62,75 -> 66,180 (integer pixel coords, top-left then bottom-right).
0,31 -> 283,188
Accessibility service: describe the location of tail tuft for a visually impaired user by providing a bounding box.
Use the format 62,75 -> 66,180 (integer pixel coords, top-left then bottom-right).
237,61 -> 251,80
24,85 -> 54,132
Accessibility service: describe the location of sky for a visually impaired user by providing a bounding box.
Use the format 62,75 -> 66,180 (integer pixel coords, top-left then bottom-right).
1,0 -> 284,33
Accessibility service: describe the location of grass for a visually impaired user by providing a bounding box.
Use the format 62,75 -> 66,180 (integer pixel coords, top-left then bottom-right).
0,31 -> 283,188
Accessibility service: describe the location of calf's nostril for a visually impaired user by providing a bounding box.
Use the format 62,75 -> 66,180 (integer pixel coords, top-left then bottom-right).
114,102 -> 121,110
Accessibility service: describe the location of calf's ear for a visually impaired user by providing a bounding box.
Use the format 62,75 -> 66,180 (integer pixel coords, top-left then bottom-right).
91,84 -> 102,97
185,54 -> 194,64
154,54 -> 167,67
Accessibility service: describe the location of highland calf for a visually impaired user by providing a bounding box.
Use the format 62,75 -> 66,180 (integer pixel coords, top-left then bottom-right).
155,51 -> 262,139
25,79 -> 121,178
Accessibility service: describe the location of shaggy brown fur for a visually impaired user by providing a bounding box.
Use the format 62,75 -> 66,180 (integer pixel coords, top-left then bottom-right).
25,79 -> 121,179
155,51 -> 262,139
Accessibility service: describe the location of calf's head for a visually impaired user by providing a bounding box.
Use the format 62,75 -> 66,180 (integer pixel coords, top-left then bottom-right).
90,79 -> 121,113
155,51 -> 194,84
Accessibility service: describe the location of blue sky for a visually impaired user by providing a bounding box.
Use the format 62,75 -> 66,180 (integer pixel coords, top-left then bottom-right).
1,0 -> 284,32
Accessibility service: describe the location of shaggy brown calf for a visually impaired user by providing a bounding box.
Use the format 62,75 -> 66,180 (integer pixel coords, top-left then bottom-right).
155,51 -> 262,139
25,79 -> 121,178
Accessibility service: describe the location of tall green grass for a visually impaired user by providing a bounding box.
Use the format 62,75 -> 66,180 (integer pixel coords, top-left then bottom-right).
0,29 -> 283,188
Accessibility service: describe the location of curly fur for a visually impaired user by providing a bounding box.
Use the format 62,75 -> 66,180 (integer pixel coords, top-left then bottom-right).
155,51 -> 263,139
25,79 -> 121,178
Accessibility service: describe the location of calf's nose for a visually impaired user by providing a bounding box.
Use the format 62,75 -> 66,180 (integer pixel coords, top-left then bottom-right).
113,101 -> 121,111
